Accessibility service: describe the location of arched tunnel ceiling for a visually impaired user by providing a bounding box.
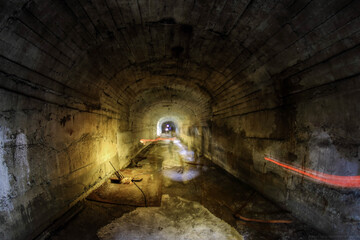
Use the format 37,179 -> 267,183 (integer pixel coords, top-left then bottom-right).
133,105 -> 195,130
130,84 -> 211,123
0,0 -> 359,122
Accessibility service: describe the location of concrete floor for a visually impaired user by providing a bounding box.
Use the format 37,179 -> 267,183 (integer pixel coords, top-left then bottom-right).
50,139 -> 327,240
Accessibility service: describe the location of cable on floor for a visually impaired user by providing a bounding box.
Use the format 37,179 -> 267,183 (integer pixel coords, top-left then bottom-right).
132,181 -> 147,207
234,214 -> 293,224
234,190 -> 292,224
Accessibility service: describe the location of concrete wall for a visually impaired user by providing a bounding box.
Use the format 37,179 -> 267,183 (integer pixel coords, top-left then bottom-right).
0,88 -> 138,240
1,0 -> 360,239
183,78 -> 360,239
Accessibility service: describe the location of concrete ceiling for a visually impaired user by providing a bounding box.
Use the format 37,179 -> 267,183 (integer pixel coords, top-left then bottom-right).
0,0 -> 358,125
1,1 -> 360,239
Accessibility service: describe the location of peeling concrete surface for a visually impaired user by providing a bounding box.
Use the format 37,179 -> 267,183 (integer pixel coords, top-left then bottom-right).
0,126 -> 13,212
309,130 -> 359,176
0,89 -> 143,240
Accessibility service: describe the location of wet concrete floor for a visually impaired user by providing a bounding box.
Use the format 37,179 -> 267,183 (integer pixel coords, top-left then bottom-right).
50,139 -> 328,240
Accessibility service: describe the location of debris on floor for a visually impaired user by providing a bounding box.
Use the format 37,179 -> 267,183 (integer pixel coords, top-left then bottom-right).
97,194 -> 244,240
120,177 -> 132,184
51,141 -> 328,240
86,168 -> 162,207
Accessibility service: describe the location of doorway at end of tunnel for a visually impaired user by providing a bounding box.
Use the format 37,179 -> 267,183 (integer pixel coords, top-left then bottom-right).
161,121 -> 176,136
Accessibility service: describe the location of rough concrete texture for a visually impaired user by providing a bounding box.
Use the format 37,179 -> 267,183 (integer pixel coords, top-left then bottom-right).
97,195 -> 243,240
0,0 -> 359,239
51,141 -> 326,240
0,89 -> 141,239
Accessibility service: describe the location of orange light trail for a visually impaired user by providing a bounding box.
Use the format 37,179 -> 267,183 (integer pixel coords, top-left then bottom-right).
264,157 -> 360,188
140,137 -> 176,144
235,214 -> 293,224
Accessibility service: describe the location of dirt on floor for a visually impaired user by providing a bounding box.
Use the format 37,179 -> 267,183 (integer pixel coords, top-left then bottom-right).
49,140 -> 328,240
97,194 -> 243,240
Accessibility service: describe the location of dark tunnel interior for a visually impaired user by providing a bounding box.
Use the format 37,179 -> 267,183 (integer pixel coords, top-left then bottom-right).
0,0 -> 359,239
161,121 -> 176,134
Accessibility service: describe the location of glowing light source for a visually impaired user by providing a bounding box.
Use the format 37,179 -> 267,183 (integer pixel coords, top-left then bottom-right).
264,157 -> 360,188
162,168 -> 200,182
161,139 -> 201,182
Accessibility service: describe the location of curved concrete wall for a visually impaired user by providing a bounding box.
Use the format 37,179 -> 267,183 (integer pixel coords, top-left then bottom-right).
0,0 -> 359,239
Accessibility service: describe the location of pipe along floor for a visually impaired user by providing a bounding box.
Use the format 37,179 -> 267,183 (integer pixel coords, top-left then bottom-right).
49,139 -> 327,240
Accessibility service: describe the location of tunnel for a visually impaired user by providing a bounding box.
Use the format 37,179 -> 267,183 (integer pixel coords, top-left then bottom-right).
161,121 -> 176,134
0,0 -> 359,239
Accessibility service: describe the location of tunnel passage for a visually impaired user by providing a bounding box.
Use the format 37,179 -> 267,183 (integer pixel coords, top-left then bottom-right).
0,0 -> 359,239
161,121 -> 176,135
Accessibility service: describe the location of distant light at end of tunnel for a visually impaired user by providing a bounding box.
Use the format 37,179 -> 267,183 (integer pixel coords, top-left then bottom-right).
264,157 -> 360,188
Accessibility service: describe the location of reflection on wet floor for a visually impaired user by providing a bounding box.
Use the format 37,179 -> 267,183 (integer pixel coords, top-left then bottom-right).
50,139 -> 327,240
162,139 -> 202,183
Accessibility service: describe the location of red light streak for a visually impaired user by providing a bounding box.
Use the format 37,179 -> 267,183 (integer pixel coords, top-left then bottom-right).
140,137 -> 176,144
264,157 -> 360,188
